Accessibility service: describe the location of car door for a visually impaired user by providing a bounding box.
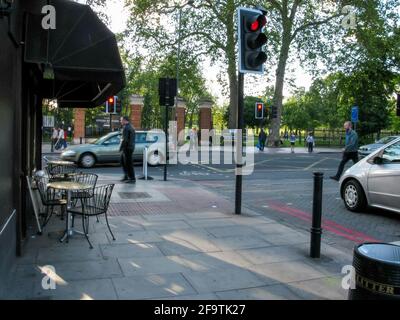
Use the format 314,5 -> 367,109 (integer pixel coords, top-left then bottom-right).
133,132 -> 147,160
101,134 -> 121,162
367,140 -> 400,210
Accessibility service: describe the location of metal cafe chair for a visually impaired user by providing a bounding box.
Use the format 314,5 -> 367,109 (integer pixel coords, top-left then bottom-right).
36,176 -> 67,229
68,184 -> 116,249
46,163 -> 78,182
70,173 -> 99,225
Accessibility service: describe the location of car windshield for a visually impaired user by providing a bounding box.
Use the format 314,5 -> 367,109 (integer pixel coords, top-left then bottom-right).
377,136 -> 397,144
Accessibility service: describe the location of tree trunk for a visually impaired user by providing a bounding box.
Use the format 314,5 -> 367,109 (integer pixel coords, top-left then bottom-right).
269,33 -> 291,147
226,1 -> 237,129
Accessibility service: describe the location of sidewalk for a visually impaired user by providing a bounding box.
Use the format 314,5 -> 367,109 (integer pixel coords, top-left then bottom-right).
5,174 -> 352,300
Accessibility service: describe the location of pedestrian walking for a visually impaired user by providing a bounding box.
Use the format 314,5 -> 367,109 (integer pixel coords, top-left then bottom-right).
58,127 -> 66,150
330,121 -> 359,181
51,127 -> 58,152
189,128 -> 198,151
119,116 -> 136,183
63,128 -> 68,149
306,132 -> 315,153
289,132 -> 296,153
258,128 -> 267,151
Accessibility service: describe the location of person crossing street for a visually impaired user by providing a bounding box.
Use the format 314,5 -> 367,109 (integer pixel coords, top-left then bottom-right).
330,121 -> 359,181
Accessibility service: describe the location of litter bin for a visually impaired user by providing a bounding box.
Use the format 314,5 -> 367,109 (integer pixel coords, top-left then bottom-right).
349,243 -> 400,300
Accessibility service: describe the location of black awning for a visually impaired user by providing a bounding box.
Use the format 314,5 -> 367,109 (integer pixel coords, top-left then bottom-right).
24,0 -> 126,108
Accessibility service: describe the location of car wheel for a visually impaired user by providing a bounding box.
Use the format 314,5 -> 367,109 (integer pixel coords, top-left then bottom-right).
79,153 -> 96,168
148,151 -> 164,166
343,180 -> 367,212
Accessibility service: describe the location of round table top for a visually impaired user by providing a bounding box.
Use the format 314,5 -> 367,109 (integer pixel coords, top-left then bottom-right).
47,160 -> 75,166
47,181 -> 92,191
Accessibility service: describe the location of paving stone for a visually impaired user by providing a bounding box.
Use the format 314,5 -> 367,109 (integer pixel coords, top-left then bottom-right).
237,245 -> 308,265
186,218 -> 239,228
33,278 -> 118,300
158,293 -> 219,300
106,230 -> 164,244
100,243 -> 164,259
112,273 -> 196,299
167,251 -> 253,272
143,221 -> 193,231
37,244 -> 104,263
118,256 -> 192,276
211,235 -> 272,251
248,260 -> 328,284
182,268 -> 267,293
205,225 -> 264,238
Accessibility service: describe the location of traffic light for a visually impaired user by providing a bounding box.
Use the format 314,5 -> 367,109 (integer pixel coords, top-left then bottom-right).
397,94 -> 400,117
271,105 -> 278,119
116,98 -> 122,114
255,102 -> 264,119
238,7 -> 268,74
105,96 -> 117,113
159,78 -> 177,107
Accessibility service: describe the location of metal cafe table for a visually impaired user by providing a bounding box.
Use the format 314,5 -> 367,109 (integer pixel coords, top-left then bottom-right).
46,160 -> 77,181
47,180 -> 92,242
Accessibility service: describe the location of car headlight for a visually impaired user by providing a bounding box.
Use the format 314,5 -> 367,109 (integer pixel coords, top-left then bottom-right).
62,150 -> 76,157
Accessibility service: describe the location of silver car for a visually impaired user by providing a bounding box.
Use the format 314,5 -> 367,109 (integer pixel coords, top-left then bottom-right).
340,137 -> 400,213
358,135 -> 399,158
61,130 -> 168,168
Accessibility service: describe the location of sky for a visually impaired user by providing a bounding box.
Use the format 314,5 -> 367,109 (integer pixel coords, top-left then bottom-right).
105,0 -> 313,105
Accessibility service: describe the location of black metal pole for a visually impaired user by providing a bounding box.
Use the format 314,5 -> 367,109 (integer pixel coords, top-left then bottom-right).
235,72 -> 244,215
310,172 -> 324,258
164,104 -> 168,181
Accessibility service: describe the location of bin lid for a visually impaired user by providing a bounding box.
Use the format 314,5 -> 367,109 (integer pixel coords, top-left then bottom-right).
358,243 -> 400,264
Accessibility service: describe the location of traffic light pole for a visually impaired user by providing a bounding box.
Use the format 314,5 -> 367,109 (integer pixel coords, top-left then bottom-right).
235,72 -> 244,215
164,105 -> 169,182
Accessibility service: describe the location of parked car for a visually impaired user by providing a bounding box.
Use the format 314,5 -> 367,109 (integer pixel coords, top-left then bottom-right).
340,137 -> 400,214
358,135 -> 399,158
61,130 -> 169,168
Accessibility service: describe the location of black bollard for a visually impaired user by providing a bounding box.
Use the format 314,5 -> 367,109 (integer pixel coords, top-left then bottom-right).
80,137 -> 83,144
310,172 -> 323,258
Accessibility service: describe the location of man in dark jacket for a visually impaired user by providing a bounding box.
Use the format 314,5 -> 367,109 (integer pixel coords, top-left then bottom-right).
330,121 -> 359,181
120,116 -> 136,183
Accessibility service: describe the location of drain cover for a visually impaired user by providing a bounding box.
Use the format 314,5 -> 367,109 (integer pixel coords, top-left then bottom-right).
118,192 -> 151,199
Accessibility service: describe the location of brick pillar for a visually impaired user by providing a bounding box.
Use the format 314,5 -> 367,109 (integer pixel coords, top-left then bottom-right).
176,98 -> 186,145
129,95 -> 144,129
199,99 -> 213,131
73,108 -> 85,144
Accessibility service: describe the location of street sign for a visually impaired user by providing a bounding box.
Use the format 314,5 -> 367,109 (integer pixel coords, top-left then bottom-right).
351,106 -> 359,123
43,115 -> 54,127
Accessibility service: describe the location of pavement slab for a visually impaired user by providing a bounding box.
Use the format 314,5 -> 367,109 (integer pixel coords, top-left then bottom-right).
111,273 -> 197,300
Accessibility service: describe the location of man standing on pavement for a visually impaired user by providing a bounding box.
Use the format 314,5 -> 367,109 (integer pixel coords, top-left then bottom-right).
120,116 -> 136,183
330,121 -> 359,181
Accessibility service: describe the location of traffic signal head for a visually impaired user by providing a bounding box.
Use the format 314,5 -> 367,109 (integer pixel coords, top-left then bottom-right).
397,94 -> 400,117
238,7 -> 268,74
255,102 -> 264,119
105,96 -> 118,113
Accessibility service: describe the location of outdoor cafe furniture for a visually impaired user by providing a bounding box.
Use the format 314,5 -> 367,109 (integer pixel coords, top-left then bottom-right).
45,160 -> 77,181
47,180 -> 93,243
36,176 -> 67,229
67,184 -> 116,249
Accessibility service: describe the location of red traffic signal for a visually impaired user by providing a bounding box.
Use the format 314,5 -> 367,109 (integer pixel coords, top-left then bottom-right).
247,15 -> 267,32
255,102 -> 264,119
108,97 -> 114,104
238,8 -> 268,74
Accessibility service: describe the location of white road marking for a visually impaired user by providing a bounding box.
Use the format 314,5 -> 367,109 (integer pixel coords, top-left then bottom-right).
303,158 -> 329,171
